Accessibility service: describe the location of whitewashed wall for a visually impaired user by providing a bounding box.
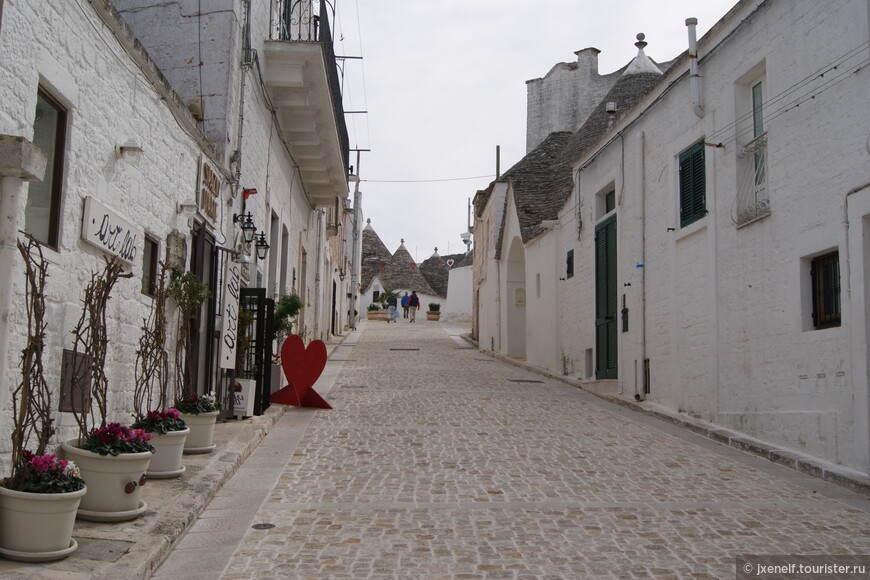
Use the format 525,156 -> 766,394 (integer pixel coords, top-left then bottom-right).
564,0 -> 870,471
444,264 -> 472,322
0,0 -> 222,465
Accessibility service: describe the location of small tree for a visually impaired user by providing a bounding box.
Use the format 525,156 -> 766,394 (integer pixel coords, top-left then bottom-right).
69,257 -> 133,442
4,237 -> 53,490
272,293 -> 302,348
168,267 -> 210,402
133,261 -> 170,418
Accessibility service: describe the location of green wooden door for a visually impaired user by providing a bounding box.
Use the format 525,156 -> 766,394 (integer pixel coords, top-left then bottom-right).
595,216 -> 617,379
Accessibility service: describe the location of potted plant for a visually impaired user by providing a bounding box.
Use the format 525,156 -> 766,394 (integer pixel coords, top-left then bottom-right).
132,261 -> 189,478
267,294 -> 300,395
366,302 -> 386,321
0,237 -> 87,562
131,408 -> 188,478
273,293 -> 302,350
426,302 -> 442,321
167,267 -> 216,453
175,394 -> 220,454
58,256 -> 152,522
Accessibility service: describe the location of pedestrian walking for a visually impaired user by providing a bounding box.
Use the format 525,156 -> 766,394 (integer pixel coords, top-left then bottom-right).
401,292 -> 410,318
408,291 -> 420,323
386,293 -> 399,323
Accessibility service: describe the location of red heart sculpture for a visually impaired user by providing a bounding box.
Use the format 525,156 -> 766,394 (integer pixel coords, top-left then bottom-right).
270,335 -> 332,409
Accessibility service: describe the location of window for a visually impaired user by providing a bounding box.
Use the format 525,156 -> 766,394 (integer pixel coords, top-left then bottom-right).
735,68 -> 769,226
26,88 -> 67,248
373,290 -> 380,302
679,142 -> 706,227
751,81 -> 767,188
141,236 -> 159,296
811,251 -> 840,329
605,191 -> 615,213
566,249 -> 574,279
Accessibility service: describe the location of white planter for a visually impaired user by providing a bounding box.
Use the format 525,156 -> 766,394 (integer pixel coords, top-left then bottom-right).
59,440 -> 152,522
146,427 -> 189,479
181,411 -> 218,454
0,485 -> 86,562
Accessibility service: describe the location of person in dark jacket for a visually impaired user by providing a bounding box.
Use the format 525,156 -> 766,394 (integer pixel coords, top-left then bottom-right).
408,291 -> 420,323
401,292 -> 410,318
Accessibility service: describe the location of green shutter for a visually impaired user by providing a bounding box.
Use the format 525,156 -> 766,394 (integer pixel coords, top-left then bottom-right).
595,216 -> 617,379
679,143 -> 706,227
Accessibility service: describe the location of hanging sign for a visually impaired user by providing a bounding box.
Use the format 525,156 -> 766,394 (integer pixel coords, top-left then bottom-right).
218,258 -> 243,369
81,196 -> 141,264
197,156 -> 220,224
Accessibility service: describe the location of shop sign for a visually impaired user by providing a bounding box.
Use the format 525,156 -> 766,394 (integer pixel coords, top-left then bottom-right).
197,156 -> 220,224
81,196 -> 141,264
218,258 -> 242,369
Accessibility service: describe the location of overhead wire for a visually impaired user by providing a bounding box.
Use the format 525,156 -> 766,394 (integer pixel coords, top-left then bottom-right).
364,175 -> 496,184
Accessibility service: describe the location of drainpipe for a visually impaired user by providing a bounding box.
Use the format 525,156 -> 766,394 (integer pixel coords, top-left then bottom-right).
636,132 -> 647,401
686,18 -> 705,118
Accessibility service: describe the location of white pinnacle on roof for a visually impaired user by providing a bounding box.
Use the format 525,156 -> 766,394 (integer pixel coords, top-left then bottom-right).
623,33 -> 662,76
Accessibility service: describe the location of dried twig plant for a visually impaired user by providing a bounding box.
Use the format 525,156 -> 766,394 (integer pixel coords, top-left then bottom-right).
69,257 -> 133,442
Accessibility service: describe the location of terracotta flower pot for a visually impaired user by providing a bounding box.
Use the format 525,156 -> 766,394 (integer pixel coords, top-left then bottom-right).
181,411 -> 218,454
59,440 -> 152,522
0,485 -> 86,562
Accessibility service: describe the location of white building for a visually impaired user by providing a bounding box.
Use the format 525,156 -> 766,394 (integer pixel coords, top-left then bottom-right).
473,0 -> 870,474
0,0 -> 354,468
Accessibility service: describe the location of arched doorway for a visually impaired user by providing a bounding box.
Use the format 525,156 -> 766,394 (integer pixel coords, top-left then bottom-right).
506,236 -> 526,359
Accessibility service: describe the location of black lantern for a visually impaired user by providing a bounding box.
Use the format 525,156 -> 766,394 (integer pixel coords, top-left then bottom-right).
255,232 -> 270,260
233,212 -> 257,244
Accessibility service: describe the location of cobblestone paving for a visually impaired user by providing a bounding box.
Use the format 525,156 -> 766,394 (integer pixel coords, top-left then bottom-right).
220,322 -> 870,579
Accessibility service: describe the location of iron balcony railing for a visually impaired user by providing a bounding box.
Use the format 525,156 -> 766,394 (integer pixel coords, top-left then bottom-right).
735,132 -> 769,226
270,0 -> 349,176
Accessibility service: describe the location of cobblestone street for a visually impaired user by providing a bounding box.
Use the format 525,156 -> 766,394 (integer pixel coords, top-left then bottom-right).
156,321 -> 870,579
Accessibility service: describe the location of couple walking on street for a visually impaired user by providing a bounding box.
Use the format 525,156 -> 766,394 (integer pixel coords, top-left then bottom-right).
387,291 -> 420,323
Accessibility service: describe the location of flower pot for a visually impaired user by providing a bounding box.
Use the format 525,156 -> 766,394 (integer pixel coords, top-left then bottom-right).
59,440 -> 152,522
426,311 -> 441,321
181,411 -> 218,454
0,485 -> 86,562
367,310 -> 386,321
146,427 -> 189,479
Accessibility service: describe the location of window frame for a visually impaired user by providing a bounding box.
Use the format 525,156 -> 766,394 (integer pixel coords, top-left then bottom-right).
811,251 -> 841,329
141,235 -> 160,296
27,87 -> 68,249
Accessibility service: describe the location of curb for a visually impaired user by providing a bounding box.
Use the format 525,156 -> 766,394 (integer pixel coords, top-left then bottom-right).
466,337 -> 870,498
103,404 -> 288,580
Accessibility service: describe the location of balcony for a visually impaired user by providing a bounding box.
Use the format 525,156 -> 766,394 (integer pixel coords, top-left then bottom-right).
264,0 -> 350,206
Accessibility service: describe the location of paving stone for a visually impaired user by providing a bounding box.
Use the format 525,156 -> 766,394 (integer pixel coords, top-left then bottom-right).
164,322 -> 870,579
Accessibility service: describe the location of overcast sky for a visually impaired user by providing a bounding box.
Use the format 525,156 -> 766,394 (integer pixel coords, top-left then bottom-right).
332,0 -> 735,262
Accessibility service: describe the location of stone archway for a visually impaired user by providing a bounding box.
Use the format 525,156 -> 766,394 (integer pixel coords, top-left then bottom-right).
506,236 -> 526,359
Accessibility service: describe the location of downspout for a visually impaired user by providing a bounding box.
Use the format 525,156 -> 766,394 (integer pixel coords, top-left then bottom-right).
636,132 -> 647,401
686,18 -> 705,118
233,0 -> 253,196
314,209 -> 323,340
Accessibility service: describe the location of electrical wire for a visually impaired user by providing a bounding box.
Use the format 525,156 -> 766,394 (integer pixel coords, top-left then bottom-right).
363,175 -> 496,184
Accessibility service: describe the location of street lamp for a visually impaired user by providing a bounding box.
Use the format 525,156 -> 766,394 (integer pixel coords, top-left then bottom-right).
233,212 -> 257,244
255,232 -> 270,260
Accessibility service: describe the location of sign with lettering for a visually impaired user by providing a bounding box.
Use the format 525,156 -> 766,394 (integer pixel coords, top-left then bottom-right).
233,378 -> 256,417
81,196 -> 141,264
197,156 -> 220,224
218,258 -> 243,369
